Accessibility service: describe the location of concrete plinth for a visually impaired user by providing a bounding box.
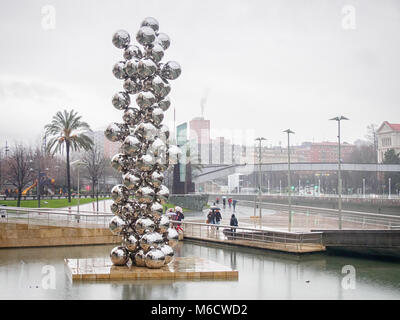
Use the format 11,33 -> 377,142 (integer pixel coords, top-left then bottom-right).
65,256 -> 238,281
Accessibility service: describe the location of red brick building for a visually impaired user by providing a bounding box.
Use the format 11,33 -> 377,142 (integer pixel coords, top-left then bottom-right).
308,142 -> 355,163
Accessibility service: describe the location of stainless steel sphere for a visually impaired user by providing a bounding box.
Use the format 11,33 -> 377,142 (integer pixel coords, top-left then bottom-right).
112,30 -> 130,49
136,91 -> 156,109
111,153 -> 126,172
148,43 -> 164,63
135,217 -> 156,235
145,247 -> 166,269
161,61 -> 181,80
121,201 -> 139,218
166,227 -> 179,248
123,234 -> 139,252
149,138 -> 166,157
139,232 -> 164,252
137,58 -> 157,78
155,32 -> 170,50
150,202 -> 164,216
105,123 -> 124,142
158,97 -> 171,112
151,76 -> 171,98
167,145 -> 182,165
121,135 -> 141,156
157,214 -> 170,233
134,250 -> 146,267
136,154 -> 155,172
112,91 -> 130,110
109,216 -> 127,235
140,17 -> 159,32
122,172 -> 142,190
110,203 -> 122,216
124,44 -> 142,60
112,61 -> 127,79
147,170 -> 164,188
123,78 -> 142,95
150,108 -> 164,127
124,59 -> 139,77
135,122 -> 158,141
157,124 -> 170,143
156,185 -> 169,204
122,107 -> 141,127
136,26 -> 156,46
160,244 -> 174,264
110,246 -> 129,266
135,186 -> 155,204
111,184 -> 130,204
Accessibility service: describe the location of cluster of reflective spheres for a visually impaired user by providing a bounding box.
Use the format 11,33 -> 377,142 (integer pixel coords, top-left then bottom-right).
105,17 -> 182,269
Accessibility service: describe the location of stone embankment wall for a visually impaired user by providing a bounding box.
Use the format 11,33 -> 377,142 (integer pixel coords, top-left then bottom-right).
169,194 -> 209,211
0,223 -> 120,248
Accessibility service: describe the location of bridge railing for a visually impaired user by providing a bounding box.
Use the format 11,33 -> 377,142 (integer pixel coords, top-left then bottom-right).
171,220 -> 324,251
0,206 -> 113,228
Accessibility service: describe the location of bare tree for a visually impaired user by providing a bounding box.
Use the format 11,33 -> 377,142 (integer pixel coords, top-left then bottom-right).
365,123 -> 378,163
82,146 -> 107,198
5,144 -> 34,207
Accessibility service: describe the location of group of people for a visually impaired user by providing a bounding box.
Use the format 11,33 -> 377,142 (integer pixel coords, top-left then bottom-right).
206,204 -> 238,233
166,206 -> 184,232
215,196 -> 238,211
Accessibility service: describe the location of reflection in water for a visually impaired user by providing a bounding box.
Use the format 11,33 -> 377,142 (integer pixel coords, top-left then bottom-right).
0,242 -> 399,299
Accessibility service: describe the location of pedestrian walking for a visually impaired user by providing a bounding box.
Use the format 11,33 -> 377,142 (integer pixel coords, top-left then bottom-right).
230,214 -> 238,239
228,197 -> 232,209
216,197 -> 220,205
232,199 -> 238,212
222,196 -> 226,209
215,209 -> 222,230
174,206 -> 184,233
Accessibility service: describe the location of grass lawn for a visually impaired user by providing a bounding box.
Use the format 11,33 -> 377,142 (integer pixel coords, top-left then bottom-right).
163,202 -> 191,213
0,197 -> 111,209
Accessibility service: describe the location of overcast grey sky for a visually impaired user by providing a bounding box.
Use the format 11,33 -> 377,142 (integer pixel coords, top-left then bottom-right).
0,0 -> 399,148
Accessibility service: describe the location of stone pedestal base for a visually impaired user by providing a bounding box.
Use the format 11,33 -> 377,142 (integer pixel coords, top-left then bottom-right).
65,256 -> 238,281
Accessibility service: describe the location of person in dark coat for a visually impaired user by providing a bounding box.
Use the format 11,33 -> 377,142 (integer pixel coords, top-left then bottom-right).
232,199 -> 238,212
215,209 -> 222,230
230,214 -> 238,238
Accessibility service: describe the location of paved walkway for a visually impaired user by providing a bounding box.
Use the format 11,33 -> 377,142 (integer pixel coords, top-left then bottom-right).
186,202 -> 390,232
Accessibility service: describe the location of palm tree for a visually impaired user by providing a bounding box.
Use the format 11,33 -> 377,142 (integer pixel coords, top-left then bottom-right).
44,109 -> 93,202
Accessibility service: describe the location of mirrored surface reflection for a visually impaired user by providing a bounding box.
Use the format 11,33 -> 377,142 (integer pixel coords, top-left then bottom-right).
0,241 -> 399,299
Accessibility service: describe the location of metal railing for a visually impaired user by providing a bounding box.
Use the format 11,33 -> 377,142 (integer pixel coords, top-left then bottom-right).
171,220 -> 324,252
1,206 -> 324,251
237,200 -> 400,230
0,206 -> 113,228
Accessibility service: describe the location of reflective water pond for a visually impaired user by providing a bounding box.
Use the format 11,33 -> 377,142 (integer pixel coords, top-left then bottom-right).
0,241 -> 399,299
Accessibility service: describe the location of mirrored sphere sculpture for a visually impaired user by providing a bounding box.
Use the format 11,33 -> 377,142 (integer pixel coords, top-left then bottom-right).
106,17 -> 182,269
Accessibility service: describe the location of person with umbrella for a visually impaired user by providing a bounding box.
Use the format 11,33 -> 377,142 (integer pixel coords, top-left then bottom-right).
174,206 -> 184,232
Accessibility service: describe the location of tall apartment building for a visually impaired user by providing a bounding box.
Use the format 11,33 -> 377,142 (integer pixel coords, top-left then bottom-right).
189,117 -> 211,165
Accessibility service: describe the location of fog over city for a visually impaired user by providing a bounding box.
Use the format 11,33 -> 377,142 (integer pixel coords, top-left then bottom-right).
0,0 -> 399,148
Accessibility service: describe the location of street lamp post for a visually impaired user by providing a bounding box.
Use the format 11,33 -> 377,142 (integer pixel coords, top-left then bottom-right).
284,129 -> 295,232
255,137 -> 266,222
362,177 -> 366,199
330,115 -> 349,230
71,160 -> 85,219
